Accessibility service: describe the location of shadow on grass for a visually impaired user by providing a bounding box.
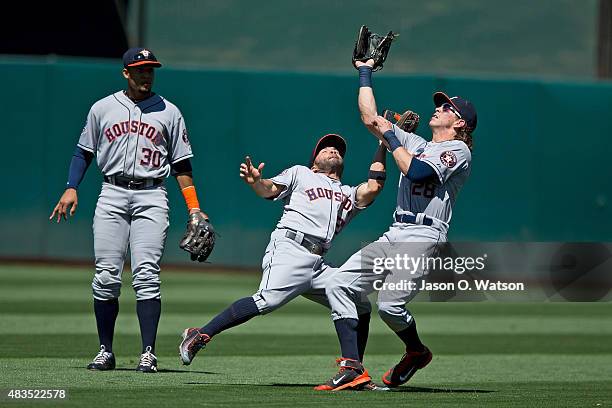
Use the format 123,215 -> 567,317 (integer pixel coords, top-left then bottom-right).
185,382 -> 314,387
393,385 -> 494,393
74,367 -> 218,374
184,383 -> 495,393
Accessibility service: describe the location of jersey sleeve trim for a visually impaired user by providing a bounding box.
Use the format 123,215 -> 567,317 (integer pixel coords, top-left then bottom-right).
269,167 -> 298,201
170,153 -> 194,165
269,178 -> 291,188
77,143 -> 95,154
268,179 -> 291,201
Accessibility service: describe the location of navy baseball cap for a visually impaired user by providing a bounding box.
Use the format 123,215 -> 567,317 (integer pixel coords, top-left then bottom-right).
433,92 -> 477,131
309,134 -> 347,167
122,48 -> 162,68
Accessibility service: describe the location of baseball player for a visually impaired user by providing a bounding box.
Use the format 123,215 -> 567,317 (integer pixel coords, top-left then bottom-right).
49,48 -> 213,373
179,134 -> 387,388
315,59 -> 476,390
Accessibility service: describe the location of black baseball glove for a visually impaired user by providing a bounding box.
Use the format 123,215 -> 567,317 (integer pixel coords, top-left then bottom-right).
180,212 -> 216,262
383,109 -> 420,133
353,25 -> 398,71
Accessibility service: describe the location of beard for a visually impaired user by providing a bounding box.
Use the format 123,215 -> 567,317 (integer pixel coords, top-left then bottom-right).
314,156 -> 344,176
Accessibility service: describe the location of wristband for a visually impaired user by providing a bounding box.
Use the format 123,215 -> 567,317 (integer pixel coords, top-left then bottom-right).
358,66 -> 373,87
383,130 -> 402,152
368,170 -> 386,181
181,186 -> 200,211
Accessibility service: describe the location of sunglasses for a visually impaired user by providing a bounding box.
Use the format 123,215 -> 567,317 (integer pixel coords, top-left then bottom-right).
440,103 -> 462,119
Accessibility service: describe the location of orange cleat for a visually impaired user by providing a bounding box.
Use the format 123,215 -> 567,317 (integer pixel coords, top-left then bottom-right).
314,358 -> 372,391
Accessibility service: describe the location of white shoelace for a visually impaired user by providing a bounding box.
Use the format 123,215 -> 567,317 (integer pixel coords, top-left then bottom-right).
93,349 -> 112,364
139,347 -> 156,367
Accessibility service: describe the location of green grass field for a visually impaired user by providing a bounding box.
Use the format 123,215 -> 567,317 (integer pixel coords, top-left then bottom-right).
0,264 -> 611,407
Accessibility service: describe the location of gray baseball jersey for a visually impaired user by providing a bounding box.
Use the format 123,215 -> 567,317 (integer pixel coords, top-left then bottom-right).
270,165 -> 365,243
326,126 -> 472,333
250,165 -> 371,315
392,124 -> 471,227
78,91 -> 193,179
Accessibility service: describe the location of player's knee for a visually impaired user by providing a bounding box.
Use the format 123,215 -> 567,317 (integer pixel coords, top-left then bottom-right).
328,289 -> 361,322
133,285 -> 161,301
132,263 -> 161,300
251,291 -> 287,315
132,277 -> 161,301
377,302 -> 406,324
377,302 -> 414,331
92,273 -> 121,300
325,278 -> 353,302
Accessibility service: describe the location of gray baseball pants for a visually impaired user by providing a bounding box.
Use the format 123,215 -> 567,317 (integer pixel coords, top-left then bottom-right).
91,182 -> 169,301
326,223 -> 445,331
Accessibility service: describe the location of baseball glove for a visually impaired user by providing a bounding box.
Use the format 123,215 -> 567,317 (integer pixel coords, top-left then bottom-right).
353,25 -> 398,71
383,109 -> 420,133
179,212 -> 216,262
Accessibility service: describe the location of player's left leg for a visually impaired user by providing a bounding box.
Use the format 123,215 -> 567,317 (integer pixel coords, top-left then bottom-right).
377,286 -> 433,387
377,226 -> 443,387
180,231 -> 320,365
313,239 -> 392,392
305,262 -> 383,391
89,183 -> 131,370
201,233 -> 317,334
317,227 -> 436,390
324,232 -> 391,365
304,262 -> 373,363
129,187 -> 169,373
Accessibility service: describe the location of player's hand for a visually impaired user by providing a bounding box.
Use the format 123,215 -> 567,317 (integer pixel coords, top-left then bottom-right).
354,59 -> 375,69
240,156 -> 265,185
49,188 -> 78,223
371,116 -> 393,150
189,208 -> 209,219
374,115 -> 393,133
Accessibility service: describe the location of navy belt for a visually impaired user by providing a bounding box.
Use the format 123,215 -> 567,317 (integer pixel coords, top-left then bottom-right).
104,175 -> 164,190
395,213 -> 433,226
285,230 -> 326,256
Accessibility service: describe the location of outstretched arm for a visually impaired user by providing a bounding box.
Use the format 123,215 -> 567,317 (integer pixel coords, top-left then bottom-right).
356,60 -> 384,140
356,60 -> 392,152
355,143 -> 387,207
239,156 -> 285,199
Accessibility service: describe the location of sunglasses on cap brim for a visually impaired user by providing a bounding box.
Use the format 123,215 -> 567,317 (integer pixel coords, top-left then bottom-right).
440,103 -> 462,119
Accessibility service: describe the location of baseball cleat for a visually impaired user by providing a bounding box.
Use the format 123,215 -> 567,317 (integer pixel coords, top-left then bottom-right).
381,346 -> 432,387
136,346 -> 158,373
179,327 -> 210,365
86,345 -> 116,371
314,358 -> 371,391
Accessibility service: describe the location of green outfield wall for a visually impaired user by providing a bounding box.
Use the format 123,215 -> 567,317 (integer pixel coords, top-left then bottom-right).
143,0 -> 598,79
1,59 -> 610,267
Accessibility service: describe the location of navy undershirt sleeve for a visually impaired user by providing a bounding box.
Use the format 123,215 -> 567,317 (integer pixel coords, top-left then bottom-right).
171,158 -> 193,175
66,146 -> 94,189
406,159 -> 437,182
